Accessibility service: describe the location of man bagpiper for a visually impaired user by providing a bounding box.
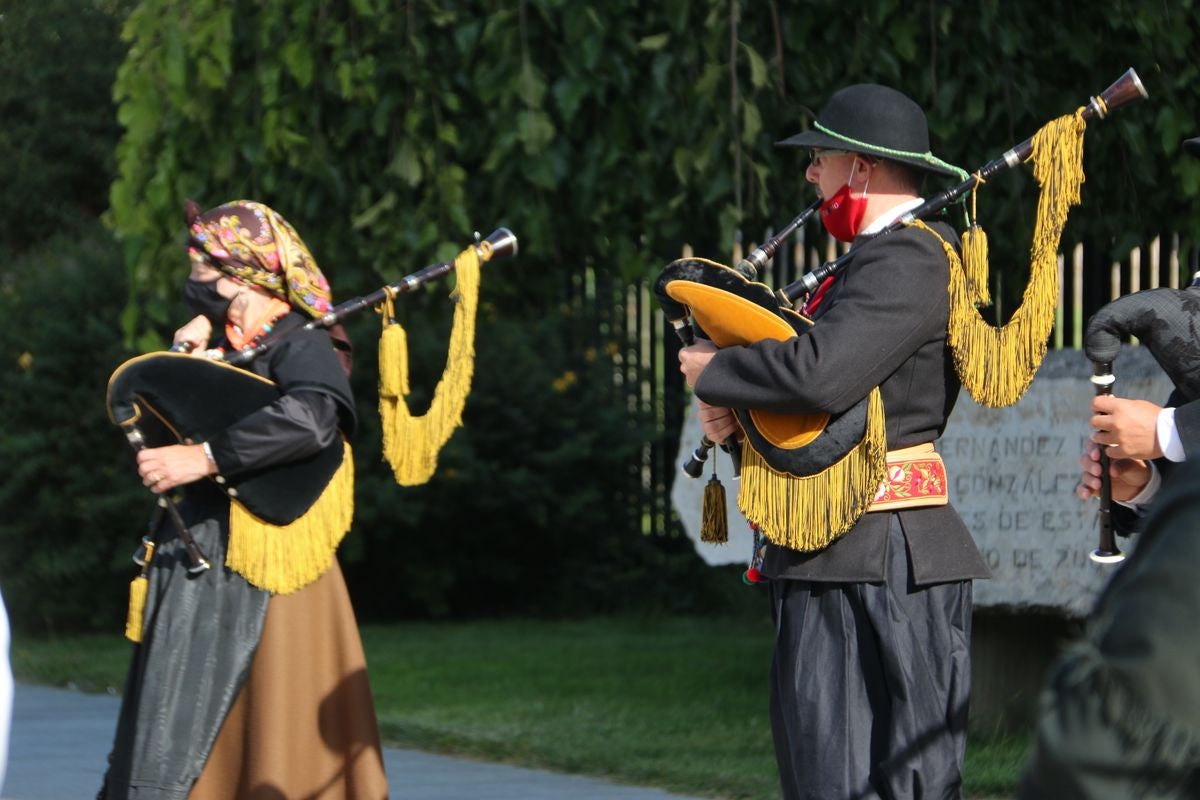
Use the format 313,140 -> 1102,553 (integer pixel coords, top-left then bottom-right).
679,84 -> 991,799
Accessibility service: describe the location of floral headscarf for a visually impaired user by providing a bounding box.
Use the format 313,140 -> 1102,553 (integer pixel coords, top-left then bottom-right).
185,200 -> 334,319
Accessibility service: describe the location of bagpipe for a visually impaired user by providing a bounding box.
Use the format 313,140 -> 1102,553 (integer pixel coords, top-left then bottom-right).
1082,273 -> 1200,564
673,200 -> 822,485
107,228 -> 517,591
656,69 -> 1148,557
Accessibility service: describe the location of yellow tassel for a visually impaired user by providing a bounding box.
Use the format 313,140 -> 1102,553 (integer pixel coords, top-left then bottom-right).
737,388 -> 887,550
124,537 -> 155,643
379,243 -> 482,486
125,575 -> 148,643
701,475 -> 729,544
961,174 -> 992,307
125,575 -> 148,642
226,441 -> 355,594
960,225 -> 992,307
917,109 -> 1087,409
378,307 -> 410,398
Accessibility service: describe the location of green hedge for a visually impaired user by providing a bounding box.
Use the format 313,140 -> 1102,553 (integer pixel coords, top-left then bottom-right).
0,223 -> 739,633
6,0 -> 1200,632
108,0 -> 1200,332
0,0 -> 132,252
0,223 -> 145,632
340,300 -> 736,620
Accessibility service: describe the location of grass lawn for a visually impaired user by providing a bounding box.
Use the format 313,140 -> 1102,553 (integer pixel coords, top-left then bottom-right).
12,617 -> 1026,799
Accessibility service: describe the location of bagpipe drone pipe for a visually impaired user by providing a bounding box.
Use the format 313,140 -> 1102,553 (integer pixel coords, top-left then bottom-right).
1083,274 -> 1200,564
107,228 -> 517,576
656,69 -> 1148,554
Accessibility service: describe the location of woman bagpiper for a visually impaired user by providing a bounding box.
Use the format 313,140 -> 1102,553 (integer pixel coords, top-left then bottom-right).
101,200 -> 388,799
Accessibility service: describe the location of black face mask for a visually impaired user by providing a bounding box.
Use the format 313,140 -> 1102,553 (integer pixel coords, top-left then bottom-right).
182,278 -> 233,327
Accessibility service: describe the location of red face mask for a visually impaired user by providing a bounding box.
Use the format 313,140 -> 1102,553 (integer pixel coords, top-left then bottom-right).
819,161 -> 869,243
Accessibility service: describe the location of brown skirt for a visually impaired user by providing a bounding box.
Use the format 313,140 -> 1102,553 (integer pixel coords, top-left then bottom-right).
190,561 -> 389,799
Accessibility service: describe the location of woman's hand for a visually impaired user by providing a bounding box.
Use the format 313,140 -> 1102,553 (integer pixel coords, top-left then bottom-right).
173,315 -> 213,353
1075,443 -> 1151,503
137,444 -> 217,494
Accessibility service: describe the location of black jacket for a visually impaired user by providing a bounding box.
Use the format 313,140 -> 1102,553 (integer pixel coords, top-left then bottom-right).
695,220 -> 990,585
1020,458 -> 1200,799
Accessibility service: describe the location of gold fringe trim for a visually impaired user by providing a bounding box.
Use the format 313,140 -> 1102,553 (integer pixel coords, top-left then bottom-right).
227,442 -> 355,594
701,475 -> 729,544
921,109 -> 1087,409
737,388 -> 887,551
379,243 -> 482,486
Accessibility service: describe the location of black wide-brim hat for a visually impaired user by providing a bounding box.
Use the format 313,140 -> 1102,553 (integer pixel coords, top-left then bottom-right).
1184,136 -> 1200,158
777,84 -> 959,178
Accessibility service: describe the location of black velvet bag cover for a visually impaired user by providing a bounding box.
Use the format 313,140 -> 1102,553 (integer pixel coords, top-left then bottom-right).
655,257 -> 873,476
1085,283 -> 1200,402
107,352 -> 343,525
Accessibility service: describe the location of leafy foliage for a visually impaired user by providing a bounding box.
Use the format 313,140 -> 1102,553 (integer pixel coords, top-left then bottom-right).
0,0 -> 133,252
341,303 -> 735,619
6,0 -> 1200,631
109,0 -> 1200,325
0,223 -> 146,632
108,0 -> 790,342
0,220 -> 732,633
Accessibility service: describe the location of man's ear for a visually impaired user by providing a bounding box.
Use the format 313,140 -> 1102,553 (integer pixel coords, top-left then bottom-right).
849,156 -> 872,187
855,156 -> 887,189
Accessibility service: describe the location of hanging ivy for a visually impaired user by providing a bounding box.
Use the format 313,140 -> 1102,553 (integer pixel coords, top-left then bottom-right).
109,0 -> 1200,343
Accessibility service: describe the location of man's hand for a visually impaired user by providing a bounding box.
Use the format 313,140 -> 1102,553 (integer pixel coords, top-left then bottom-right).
1090,395 -> 1164,460
678,339 -> 718,388
1075,443 -> 1151,503
678,339 -> 739,442
137,444 -> 217,494
698,400 -> 740,444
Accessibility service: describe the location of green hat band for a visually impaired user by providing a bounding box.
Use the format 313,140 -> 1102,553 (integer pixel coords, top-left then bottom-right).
814,122 -> 969,181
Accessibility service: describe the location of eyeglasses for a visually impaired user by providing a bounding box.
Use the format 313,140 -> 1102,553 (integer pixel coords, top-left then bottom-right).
809,148 -> 851,167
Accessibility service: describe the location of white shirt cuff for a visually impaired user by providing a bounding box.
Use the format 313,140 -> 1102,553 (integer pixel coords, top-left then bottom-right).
1158,407 -> 1186,463
1116,459 -> 1161,509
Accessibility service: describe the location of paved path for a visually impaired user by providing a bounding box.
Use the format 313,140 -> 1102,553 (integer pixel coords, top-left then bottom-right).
5,682 -> 703,800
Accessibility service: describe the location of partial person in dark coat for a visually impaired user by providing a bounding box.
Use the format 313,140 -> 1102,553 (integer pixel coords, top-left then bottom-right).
679,84 -> 990,800
1076,135 -> 1200,533
1021,456 -> 1200,799
1026,133 -> 1200,798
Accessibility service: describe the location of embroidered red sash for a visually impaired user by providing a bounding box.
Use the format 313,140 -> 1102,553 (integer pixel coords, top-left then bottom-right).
869,442 -> 948,512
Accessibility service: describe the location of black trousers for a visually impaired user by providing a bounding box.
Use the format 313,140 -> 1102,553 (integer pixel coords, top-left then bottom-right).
769,516 -> 972,800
